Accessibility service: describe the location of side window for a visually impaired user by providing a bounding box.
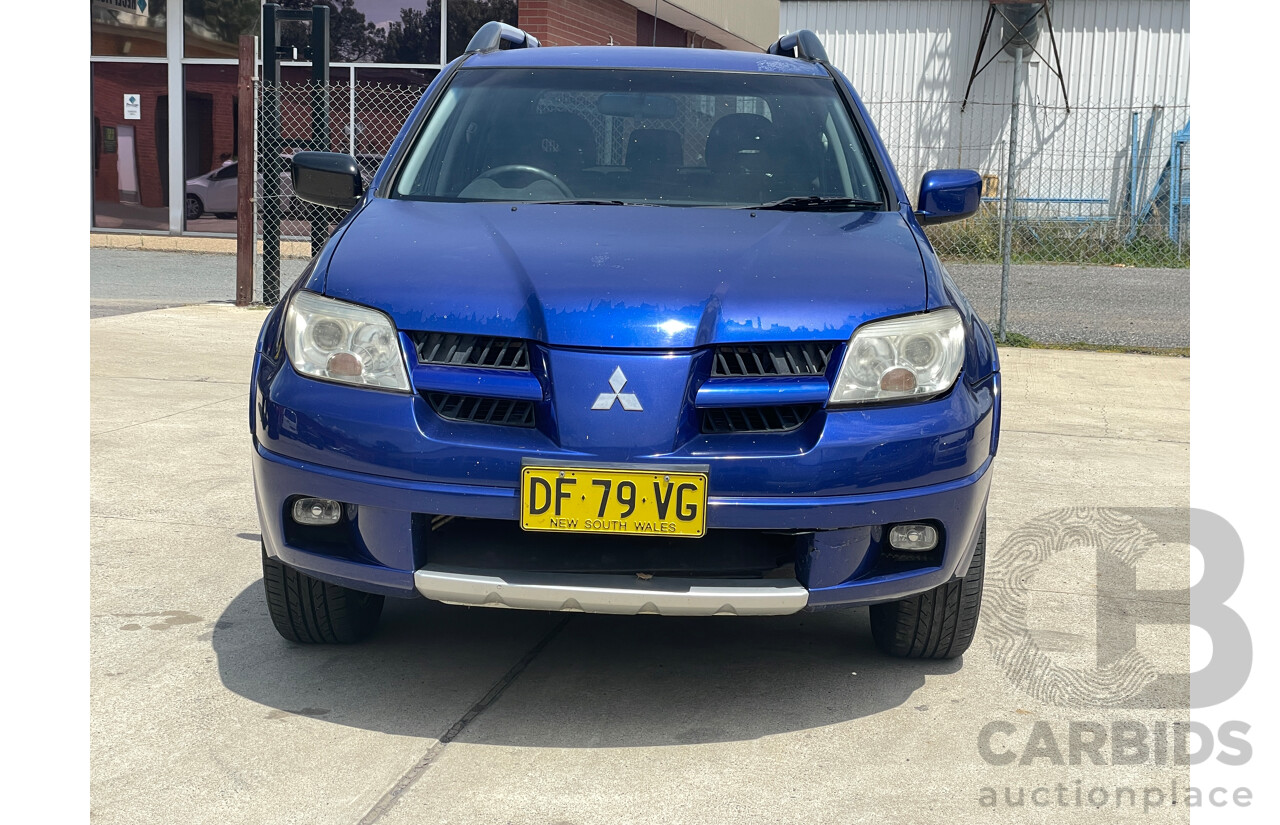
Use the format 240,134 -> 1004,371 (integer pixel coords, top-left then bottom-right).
213,163 -> 237,181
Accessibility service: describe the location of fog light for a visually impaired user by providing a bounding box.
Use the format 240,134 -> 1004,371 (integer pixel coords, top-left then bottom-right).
293,497 -> 343,526
888,523 -> 938,551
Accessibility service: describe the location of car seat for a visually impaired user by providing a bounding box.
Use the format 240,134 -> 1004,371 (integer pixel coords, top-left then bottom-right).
705,113 -> 779,202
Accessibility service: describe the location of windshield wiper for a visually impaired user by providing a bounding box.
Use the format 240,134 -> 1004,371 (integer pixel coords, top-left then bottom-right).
522,199 -> 631,206
746,196 -> 883,212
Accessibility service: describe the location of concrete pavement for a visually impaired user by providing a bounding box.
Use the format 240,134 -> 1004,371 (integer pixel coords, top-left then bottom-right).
90,248 -> 308,318
90,305 -> 1191,824
946,262 -> 1189,348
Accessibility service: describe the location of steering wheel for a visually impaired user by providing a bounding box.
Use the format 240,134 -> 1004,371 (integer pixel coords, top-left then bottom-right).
474,164 -> 574,198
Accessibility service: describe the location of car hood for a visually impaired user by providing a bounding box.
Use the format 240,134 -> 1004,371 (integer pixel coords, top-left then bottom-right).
322,198 -> 927,348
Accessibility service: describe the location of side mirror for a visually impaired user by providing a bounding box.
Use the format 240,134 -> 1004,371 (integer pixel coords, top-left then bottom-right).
291,151 -> 364,210
915,169 -> 982,225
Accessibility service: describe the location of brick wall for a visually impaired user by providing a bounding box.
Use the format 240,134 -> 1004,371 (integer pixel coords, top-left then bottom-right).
92,64 -> 168,208
186,65 -> 240,176
92,64 -> 240,210
519,0 -> 639,47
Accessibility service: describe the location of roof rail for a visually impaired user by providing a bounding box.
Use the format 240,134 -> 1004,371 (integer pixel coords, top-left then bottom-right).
767,30 -> 829,63
465,21 -> 540,54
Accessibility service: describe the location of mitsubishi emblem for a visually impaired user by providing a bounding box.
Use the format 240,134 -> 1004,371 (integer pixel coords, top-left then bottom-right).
592,367 -> 643,411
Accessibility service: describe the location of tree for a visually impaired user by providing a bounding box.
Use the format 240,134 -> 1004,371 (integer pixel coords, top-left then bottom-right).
277,0 -> 386,63
329,0 -> 386,62
186,0 -> 261,47
443,0 -> 518,58
380,1 -> 518,64
381,6 -> 439,65
219,0 -> 519,66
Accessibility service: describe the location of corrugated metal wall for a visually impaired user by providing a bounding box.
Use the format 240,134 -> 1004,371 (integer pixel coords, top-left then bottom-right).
779,0 -> 1190,238
779,0 -> 1189,106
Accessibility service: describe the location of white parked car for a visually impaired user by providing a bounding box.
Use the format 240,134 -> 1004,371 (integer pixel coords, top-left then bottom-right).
184,154 -> 384,221
185,158 -> 289,221
185,162 -> 240,220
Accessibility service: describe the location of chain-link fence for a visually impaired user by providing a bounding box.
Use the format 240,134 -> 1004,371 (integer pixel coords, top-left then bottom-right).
250,80 -> 1189,303
866,100 -> 1190,267
253,79 -> 427,303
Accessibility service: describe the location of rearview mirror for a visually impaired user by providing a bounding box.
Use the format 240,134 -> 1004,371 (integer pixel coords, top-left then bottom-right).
291,151 -> 364,210
915,169 -> 982,225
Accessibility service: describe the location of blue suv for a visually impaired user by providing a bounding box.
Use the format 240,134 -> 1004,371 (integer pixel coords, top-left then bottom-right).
251,25 -> 999,659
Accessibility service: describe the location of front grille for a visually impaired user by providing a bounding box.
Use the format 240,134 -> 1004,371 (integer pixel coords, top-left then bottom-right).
700,405 -> 817,434
712,342 -> 836,377
428,393 -> 535,427
424,517 -> 796,577
412,333 -> 529,370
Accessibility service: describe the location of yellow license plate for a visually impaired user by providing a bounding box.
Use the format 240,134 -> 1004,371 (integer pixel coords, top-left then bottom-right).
520,464 -> 708,538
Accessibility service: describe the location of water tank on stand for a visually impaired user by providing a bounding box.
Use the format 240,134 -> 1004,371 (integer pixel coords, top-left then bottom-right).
962,1 -> 1068,111
997,1 -> 1050,57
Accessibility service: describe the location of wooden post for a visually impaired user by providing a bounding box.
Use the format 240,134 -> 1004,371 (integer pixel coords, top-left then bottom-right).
235,34 -> 256,306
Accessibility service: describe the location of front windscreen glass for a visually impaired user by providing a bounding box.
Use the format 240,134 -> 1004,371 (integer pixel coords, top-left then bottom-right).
393,68 -> 886,208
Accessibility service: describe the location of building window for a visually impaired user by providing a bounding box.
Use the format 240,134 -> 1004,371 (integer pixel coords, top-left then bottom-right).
183,65 -> 243,232
181,1 -> 520,63
93,0 -> 519,236
92,0 -> 168,58
184,0 -> 260,58
92,62 -> 171,231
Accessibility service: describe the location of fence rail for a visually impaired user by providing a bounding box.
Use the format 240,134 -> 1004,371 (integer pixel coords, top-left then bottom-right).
249,80 -> 1189,304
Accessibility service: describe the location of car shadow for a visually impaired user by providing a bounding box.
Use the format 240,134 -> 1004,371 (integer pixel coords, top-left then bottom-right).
212,582 -> 962,746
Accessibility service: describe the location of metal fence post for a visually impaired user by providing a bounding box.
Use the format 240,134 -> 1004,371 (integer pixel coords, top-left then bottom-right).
998,47 -> 1023,343
309,2 -> 331,259
1126,111 -> 1139,219
440,0 -> 448,67
260,3 -> 282,305
348,67 -> 356,155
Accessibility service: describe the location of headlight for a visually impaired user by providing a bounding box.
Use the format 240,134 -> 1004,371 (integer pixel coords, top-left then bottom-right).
284,291 -> 410,391
829,308 -> 965,404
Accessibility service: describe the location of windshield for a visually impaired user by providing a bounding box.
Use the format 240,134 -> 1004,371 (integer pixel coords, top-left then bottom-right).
392,67 -> 886,208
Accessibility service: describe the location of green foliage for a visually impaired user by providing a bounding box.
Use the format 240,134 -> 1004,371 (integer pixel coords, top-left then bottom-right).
996,330 -> 1189,357
380,6 -> 436,65
186,0 -> 260,45
928,210 -> 1002,262
926,207 -> 1190,268
998,331 -> 1037,348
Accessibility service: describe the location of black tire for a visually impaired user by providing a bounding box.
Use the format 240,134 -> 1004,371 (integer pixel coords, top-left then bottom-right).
215,212 -> 236,219
869,519 -> 986,659
185,194 -> 203,221
261,545 -> 384,644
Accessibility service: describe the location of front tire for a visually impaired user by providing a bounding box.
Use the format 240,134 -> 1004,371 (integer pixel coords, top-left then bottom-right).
869,519 -> 986,659
184,194 -> 203,221
261,545 -> 384,643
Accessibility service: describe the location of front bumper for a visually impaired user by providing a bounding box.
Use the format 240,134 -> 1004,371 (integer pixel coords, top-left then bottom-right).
253,440 -> 993,612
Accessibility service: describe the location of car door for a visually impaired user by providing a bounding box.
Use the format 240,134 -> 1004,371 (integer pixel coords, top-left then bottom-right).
206,163 -> 238,213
